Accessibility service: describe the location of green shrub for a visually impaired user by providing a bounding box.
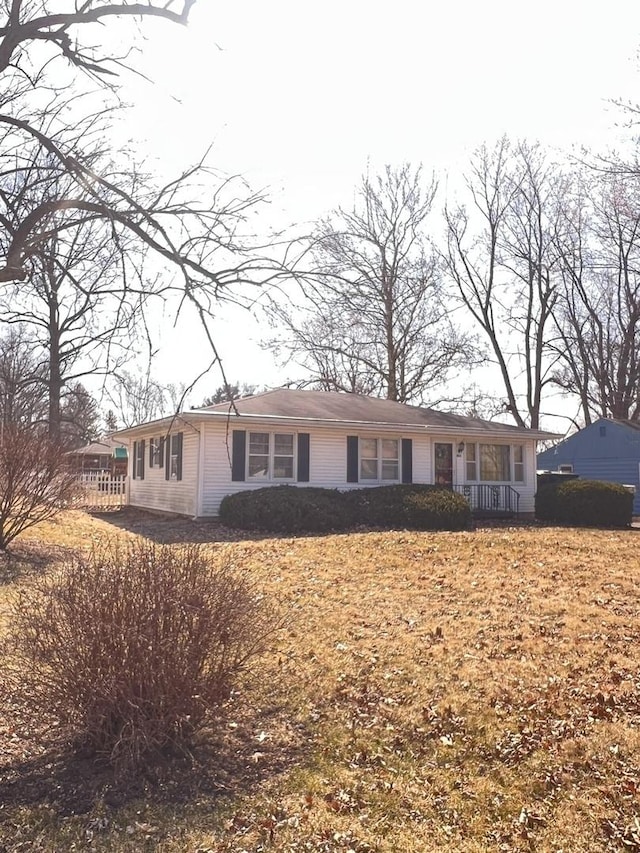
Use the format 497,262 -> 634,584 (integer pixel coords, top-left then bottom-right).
535,478 -> 633,527
346,484 -> 472,531
219,485 -> 352,533
10,541 -> 277,771
534,482 -> 560,521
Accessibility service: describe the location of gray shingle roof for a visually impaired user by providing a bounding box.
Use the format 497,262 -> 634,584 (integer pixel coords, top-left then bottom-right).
197,389 -> 555,437
66,436 -> 127,456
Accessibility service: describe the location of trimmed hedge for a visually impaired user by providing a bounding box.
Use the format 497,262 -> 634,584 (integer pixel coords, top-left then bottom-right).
219,486 -> 352,534
345,484 -> 471,531
535,478 -> 633,527
220,484 -> 471,533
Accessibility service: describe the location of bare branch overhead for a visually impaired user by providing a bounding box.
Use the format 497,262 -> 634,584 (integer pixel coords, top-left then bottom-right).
0,2 -> 196,78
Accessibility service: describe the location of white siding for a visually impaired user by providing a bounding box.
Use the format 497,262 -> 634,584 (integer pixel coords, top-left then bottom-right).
520,440 -> 537,515
441,435 -> 536,515
199,423 -> 537,517
127,427 -> 199,517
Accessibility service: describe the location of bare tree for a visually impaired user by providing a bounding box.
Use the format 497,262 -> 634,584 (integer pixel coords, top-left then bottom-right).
0,423 -> 79,551
268,164 -> 478,404
444,138 -> 563,428
0,2 -> 199,284
0,325 -> 47,426
553,169 -> 640,422
0,2 -> 284,393
0,2 -> 196,81
0,145 -> 149,441
106,370 -> 168,429
0,103 -> 274,331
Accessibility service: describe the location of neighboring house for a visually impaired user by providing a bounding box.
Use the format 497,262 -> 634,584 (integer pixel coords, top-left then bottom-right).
67,436 -> 128,476
112,388 -> 557,519
537,417 -> 640,514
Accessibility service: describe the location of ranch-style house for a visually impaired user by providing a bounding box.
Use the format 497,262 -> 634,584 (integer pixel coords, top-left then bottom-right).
114,388 -> 557,519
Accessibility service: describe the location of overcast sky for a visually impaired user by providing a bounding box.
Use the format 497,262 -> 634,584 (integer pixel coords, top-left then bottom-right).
122,1 -> 640,405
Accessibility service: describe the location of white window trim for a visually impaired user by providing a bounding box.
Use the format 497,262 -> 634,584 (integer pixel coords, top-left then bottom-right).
463,442 -> 526,484
247,431 -> 297,482
359,436 -> 400,484
513,444 -> 525,483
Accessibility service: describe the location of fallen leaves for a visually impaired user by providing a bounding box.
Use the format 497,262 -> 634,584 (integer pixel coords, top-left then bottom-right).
3,515 -> 640,850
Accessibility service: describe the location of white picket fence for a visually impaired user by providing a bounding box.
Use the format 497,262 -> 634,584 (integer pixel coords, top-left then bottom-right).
74,473 -> 128,509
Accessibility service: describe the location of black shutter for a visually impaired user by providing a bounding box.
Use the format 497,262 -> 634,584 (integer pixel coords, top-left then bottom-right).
159,436 -> 165,468
176,433 -> 183,481
132,440 -> 137,479
149,439 -> 154,468
297,433 -> 310,482
402,438 -> 413,484
347,435 -> 359,483
165,434 -> 170,480
139,439 -> 145,480
232,430 -> 246,481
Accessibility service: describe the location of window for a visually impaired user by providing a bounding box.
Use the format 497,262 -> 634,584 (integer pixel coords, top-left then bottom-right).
248,432 -> 269,478
466,443 -> 477,481
149,436 -> 164,468
164,433 -> 182,481
248,432 -> 295,480
134,439 -> 145,480
274,433 -> 295,478
480,444 -> 511,481
360,438 -> 378,480
359,438 -> 399,482
514,445 -> 525,481
559,463 -> 573,473
170,436 -> 180,479
464,443 -> 525,482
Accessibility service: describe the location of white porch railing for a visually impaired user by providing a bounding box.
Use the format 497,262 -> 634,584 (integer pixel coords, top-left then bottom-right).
74,473 -> 128,509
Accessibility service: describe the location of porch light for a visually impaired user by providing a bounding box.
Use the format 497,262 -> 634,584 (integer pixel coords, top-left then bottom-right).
457,442 -> 465,455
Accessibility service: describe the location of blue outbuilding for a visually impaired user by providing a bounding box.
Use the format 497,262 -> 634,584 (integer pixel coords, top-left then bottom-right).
537,418 -> 640,514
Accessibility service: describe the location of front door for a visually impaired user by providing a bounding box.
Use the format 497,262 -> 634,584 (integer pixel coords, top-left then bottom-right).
434,442 -> 453,486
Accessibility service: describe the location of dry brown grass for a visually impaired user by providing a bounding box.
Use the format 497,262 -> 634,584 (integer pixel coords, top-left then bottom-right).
1,512 -> 640,851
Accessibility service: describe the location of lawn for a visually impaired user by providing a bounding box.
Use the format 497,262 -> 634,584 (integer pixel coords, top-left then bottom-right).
1,510 -> 640,851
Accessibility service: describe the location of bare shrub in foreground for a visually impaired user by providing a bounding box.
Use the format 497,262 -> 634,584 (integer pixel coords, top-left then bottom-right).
0,424 -> 78,551
10,541 -> 278,771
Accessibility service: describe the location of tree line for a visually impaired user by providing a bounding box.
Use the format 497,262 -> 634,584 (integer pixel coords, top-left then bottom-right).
1,2 -> 640,451
0,1 -> 285,450
266,140 -> 640,429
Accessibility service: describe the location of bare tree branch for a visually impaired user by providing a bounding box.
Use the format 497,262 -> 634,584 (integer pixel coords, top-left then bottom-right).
0,2 -> 196,78
266,164 -> 481,404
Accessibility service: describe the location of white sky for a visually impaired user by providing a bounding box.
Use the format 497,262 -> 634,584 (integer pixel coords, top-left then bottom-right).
119,0 -> 640,408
